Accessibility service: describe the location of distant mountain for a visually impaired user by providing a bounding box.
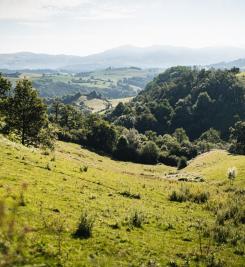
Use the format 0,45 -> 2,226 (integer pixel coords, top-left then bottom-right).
1,46 -> 245,71
208,58 -> 245,70
0,52 -> 83,70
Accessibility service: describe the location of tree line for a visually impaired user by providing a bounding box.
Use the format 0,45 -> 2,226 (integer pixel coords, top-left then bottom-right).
0,68 -> 244,168
106,66 -> 245,140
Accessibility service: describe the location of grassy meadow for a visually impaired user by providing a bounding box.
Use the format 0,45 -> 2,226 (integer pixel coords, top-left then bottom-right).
0,135 -> 244,266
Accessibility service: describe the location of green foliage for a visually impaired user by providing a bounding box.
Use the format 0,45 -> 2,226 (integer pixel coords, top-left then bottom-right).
199,128 -> 222,144
169,186 -> 209,204
119,191 -> 141,199
0,73 -> 11,115
0,136 -> 244,266
173,128 -> 189,144
80,165 -> 88,172
109,67 -> 245,139
73,212 -> 94,239
129,210 -> 145,228
4,79 -> 52,147
177,156 -> 187,170
229,121 -> 245,155
140,141 -> 159,164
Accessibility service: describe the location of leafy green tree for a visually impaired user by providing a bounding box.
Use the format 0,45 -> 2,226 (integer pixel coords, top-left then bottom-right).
199,128 -> 221,143
5,79 -> 48,146
173,128 -> 189,144
229,121 -> 245,155
86,117 -> 117,153
0,74 -> 11,114
177,156 -> 187,170
114,135 -> 130,160
0,73 -> 11,99
51,98 -> 62,123
136,112 -> 157,133
140,141 -> 159,164
59,104 -> 83,130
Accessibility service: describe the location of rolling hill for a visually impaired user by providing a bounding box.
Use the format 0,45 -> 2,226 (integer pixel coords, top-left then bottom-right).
209,58 -> 245,70
0,135 -> 244,266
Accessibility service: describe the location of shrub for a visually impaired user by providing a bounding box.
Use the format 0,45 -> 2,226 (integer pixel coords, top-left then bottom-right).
192,191 -> 210,204
140,141 -> 159,164
73,212 -> 94,239
119,191 -> 141,199
169,186 -> 190,202
169,187 -> 209,204
212,225 -> 230,244
215,198 -> 245,225
80,165 -> 88,172
158,153 -> 179,167
129,211 -> 145,228
177,156 -> 187,170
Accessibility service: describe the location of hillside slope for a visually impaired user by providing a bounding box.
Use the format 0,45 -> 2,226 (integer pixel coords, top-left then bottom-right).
0,136 -> 244,266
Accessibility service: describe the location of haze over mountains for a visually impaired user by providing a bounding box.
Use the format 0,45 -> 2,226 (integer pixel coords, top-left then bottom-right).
1,45 -> 245,71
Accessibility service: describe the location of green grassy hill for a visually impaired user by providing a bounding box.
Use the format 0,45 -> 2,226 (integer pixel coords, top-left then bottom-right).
0,135 -> 244,266
4,68 -> 161,99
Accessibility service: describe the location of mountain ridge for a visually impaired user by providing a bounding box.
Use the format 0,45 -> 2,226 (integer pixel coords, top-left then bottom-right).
1,45 -> 245,71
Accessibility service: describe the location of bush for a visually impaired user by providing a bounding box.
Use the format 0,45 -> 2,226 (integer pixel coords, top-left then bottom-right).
129,211 -> 145,228
177,156 -> 187,170
158,153 -> 179,167
169,187 -> 209,204
80,165 -> 88,172
192,191 -> 210,203
169,189 -> 188,202
140,141 -> 159,164
215,198 -> 245,225
73,212 -> 94,239
119,191 -> 141,199
212,225 -> 230,244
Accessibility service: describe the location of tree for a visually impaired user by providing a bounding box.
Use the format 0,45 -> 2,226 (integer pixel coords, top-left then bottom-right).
59,104 -> 83,130
0,74 -> 11,114
177,156 -> 187,170
229,121 -> 245,154
113,135 -> 130,160
0,73 -> 11,99
5,79 -> 48,146
199,128 -> 221,144
51,98 -> 62,123
173,128 -> 189,144
140,141 -> 159,164
86,117 -> 117,153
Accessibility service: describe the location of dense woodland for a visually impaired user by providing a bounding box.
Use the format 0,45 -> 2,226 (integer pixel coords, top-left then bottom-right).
107,66 -> 245,139
0,66 -> 245,167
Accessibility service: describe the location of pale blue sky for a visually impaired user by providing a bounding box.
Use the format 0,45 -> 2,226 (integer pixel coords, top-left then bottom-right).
0,0 -> 244,55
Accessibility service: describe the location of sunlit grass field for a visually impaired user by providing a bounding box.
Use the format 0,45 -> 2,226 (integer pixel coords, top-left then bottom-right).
0,135 -> 244,266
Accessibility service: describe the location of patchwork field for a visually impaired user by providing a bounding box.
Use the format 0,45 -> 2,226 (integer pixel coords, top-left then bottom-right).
0,135 -> 244,266
3,68 -> 161,99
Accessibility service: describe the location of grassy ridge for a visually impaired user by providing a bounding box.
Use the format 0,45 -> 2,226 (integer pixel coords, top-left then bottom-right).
0,136 -> 244,266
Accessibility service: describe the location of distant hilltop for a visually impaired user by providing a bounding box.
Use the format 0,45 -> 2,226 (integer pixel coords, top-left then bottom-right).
1,45 -> 245,71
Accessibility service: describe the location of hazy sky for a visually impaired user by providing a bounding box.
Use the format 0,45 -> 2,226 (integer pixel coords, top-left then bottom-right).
0,0 -> 245,55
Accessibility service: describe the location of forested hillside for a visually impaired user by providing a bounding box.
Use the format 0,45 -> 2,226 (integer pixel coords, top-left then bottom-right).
107,67 -> 245,139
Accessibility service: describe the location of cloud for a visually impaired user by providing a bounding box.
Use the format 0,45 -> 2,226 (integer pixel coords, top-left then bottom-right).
0,0 -> 140,22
